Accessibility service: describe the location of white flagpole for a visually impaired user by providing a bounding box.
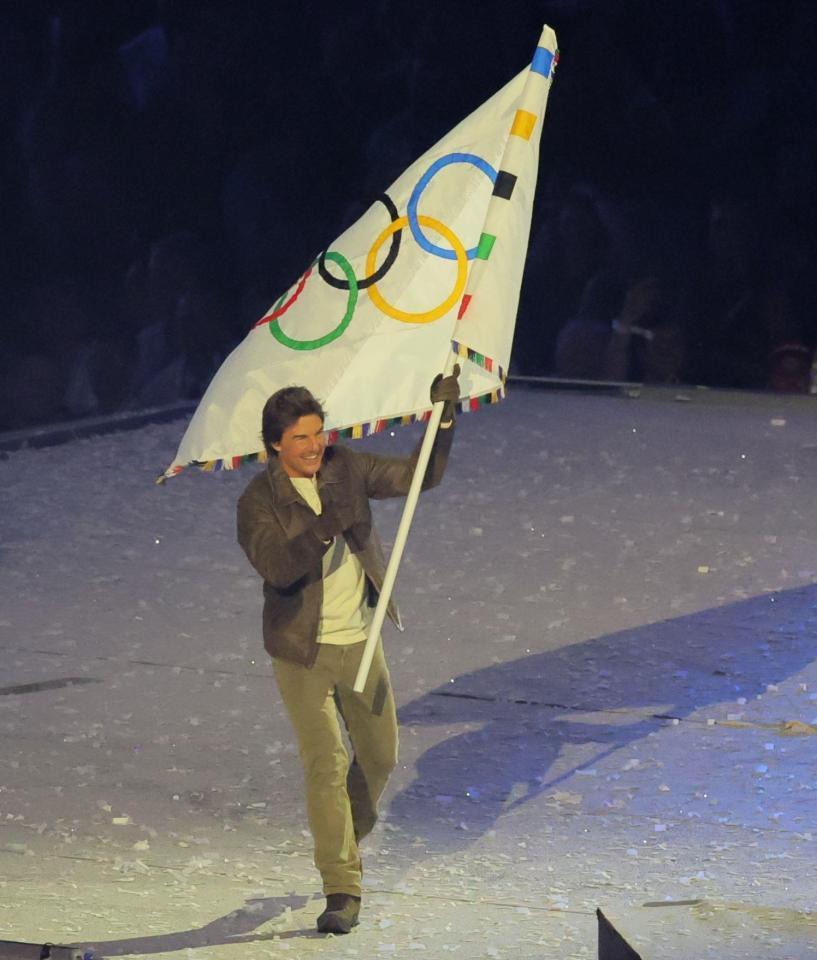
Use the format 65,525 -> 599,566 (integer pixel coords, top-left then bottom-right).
354,24 -> 557,692
353,350 -> 456,692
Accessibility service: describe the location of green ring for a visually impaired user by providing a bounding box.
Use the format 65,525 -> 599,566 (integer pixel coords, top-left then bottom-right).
268,252 -> 358,351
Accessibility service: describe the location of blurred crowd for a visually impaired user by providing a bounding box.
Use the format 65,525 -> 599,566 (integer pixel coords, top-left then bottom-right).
516,182 -> 817,392
515,1 -> 817,391
2,0 -> 816,431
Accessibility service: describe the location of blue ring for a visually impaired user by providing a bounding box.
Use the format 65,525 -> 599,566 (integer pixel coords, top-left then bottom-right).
407,152 -> 497,260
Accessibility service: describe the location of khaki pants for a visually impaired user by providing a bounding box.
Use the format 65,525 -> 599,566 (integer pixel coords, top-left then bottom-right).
273,639 -> 398,897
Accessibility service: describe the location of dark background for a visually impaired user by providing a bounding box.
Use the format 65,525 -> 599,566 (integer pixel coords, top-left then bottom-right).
2,0 -> 816,430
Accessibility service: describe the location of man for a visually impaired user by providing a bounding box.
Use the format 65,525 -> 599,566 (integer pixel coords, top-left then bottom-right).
236,367 -> 459,934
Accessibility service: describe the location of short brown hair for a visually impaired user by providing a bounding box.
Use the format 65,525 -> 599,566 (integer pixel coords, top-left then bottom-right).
261,386 -> 325,456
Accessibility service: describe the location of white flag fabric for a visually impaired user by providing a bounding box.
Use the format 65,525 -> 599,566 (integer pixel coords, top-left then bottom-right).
162,26 -> 558,479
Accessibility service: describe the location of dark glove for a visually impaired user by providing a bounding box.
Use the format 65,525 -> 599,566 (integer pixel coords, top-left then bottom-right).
313,503 -> 355,541
430,363 -> 461,423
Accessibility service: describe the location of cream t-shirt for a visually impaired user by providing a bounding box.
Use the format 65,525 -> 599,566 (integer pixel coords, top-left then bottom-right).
290,476 -> 371,645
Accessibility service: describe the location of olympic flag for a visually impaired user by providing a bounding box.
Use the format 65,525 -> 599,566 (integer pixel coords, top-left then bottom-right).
161,25 -> 558,480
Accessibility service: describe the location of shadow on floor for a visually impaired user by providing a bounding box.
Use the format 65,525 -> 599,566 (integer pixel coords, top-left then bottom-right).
390,584 -> 817,846
80,893 -> 323,955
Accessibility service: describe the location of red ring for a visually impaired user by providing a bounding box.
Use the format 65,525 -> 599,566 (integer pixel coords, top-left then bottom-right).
253,265 -> 313,328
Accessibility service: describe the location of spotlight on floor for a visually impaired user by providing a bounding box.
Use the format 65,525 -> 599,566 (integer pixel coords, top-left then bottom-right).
597,908 -> 643,960
0,942 -> 87,960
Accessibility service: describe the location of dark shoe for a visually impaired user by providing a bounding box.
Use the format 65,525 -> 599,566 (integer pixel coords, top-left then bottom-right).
316,893 -> 361,934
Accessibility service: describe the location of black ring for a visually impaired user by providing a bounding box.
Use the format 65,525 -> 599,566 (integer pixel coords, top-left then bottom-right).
318,193 -> 402,291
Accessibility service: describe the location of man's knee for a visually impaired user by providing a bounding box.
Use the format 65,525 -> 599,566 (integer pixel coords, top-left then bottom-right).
361,736 -> 398,780
379,739 -> 398,776
300,742 -> 348,786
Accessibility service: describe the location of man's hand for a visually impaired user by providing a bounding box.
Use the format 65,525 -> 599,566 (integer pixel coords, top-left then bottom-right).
313,503 -> 355,542
430,363 -> 461,424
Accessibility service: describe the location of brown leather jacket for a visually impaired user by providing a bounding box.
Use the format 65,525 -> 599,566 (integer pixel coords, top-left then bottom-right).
236,426 -> 454,666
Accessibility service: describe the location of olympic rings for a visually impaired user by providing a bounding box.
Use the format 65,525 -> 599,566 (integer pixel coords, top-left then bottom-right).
254,151 -> 497,347
407,153 -> 496,260
366,215 -> 467,324
267,251 -> 358,351
318,194 -> 401,290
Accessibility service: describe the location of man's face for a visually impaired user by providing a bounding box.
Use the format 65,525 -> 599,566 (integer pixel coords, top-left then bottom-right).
273,414 -> 327,479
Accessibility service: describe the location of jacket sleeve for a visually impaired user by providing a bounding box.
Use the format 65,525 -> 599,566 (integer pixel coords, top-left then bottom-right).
356,420 -> 455,500
236,487 -> 330,589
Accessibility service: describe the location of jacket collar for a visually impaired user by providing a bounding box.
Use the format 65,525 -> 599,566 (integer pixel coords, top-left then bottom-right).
264,444 -> 345,505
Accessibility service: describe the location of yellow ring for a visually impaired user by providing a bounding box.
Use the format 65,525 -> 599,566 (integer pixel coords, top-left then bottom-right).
366,214 -> 468,324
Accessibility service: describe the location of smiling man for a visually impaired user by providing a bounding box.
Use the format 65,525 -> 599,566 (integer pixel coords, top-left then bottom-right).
236,368 -> 459,934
